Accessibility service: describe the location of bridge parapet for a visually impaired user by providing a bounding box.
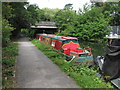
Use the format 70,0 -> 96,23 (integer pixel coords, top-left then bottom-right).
31,21 -> 57,28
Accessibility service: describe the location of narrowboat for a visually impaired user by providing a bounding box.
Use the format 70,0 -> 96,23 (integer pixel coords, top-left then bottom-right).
95,33 -> 120,89
36,34 -> 93,62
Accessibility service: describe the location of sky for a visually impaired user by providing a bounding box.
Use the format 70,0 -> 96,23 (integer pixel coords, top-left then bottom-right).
28,0 -> 91,11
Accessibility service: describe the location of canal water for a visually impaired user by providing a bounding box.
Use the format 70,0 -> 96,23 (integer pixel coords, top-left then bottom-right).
79,41 -> 107,59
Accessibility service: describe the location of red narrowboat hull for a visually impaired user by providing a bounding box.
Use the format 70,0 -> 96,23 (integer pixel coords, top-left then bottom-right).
36,34 -> 93,62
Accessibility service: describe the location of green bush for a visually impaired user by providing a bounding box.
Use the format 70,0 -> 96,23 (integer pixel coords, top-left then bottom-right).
2,42 -> 18,88
2,43 -> 18,57
2,19 -> 14,46
2,58 -> 15,67
21,28 -> 35,38
4,69 -> 13,76
64,63 -> 112,88
2,77 -> 15,88
53,6 -> 112,42
31,39 -> 113,88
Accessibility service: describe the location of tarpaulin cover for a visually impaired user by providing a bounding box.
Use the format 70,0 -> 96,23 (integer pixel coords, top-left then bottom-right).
102,39 -> 120,80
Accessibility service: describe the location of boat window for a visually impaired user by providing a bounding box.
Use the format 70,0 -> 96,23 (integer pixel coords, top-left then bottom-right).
39,37 -> 41,41
51,41 -> 55,47
42,38 -> 45,41
46,39 -> 50,44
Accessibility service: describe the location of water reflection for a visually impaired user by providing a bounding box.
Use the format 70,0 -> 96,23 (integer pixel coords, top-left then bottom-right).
79,41 -> 107,58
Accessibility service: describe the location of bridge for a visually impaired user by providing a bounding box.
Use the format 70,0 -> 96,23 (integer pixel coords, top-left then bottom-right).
31,21 -> 57,29
31,21 -> 58,35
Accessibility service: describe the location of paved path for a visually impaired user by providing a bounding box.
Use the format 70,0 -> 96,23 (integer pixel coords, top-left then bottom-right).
15,37 -> 79,88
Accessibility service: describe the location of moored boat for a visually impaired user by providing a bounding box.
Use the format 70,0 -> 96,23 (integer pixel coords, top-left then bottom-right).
36,34 -> 93,62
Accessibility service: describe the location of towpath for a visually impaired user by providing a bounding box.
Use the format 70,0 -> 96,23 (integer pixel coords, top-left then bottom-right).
15,37 -> 79,88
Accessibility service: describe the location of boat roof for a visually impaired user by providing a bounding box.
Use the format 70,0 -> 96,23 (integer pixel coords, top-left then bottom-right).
37,34 -> 78,41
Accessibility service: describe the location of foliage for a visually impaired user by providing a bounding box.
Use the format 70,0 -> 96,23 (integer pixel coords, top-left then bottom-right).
80,41 -> 106,58
77,7 -> 111,41
38,8 -> 60,21
2,2 -> 41,38
78,3 -> 91,14
8,2 -> 28,37
54,9 -> 77,34
21,28 -> 29,36
2,42 -> 18,88
2,19 -> 14,46
2,3 -> 14,19
2,3 -> 14,46
26,4 -> 40,25
93,1 -> 120,26
28,29 -> 36,38
53,4 -> 112,42
31,39 -> 113,88
21,28 -> 35,38
64,3 -> 73,10
2,3 -> 59,39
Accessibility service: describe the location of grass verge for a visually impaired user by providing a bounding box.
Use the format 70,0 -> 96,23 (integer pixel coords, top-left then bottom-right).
31,39 -> 113,88
2,42 -> 18,88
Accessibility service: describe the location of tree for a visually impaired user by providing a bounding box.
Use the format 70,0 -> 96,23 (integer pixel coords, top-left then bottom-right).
76,6 -> 111,41
53,9 -> 77,34
27,4 -> 40,25
2,3 -> 14,46
91,1 -> 120,26
54,3 -> 111,42
78,3 -> 91,14
8,2 -> 29,37
39,8 -> 60,21
2,19 -> 14,46
8,2 -> 40,37
2,3 -> 14,20
64,3 -> 73,10
2,2 -> 42,42
105,2 -> 120,26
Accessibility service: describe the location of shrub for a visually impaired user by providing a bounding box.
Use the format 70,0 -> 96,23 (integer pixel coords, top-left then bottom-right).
2,42 -> 18,88
2,58 -> 15,67
2,19 -> 14,47
21,28 -> 35,38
